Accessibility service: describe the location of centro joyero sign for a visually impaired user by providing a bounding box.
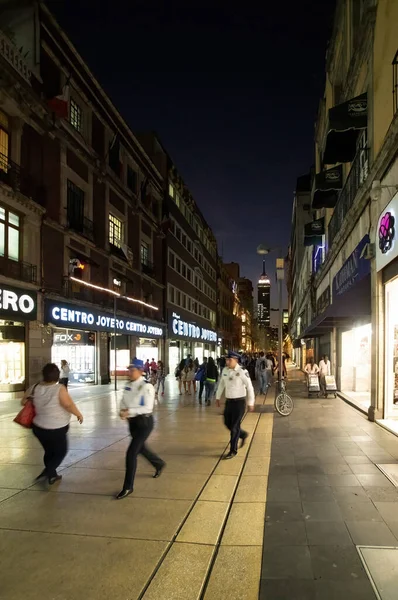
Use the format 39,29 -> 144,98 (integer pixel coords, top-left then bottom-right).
45,301 -> 164,338
170,312 -> 217,342
0,285 -> 37,320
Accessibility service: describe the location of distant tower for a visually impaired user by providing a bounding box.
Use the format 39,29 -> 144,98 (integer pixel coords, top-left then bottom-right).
257,260 -> 271,328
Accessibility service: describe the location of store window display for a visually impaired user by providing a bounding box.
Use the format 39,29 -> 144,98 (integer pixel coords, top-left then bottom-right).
385,278 -> 398,415
0,320 -> 25,390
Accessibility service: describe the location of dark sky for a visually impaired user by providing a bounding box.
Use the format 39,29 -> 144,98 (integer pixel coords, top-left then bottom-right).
47,0 -> 335,316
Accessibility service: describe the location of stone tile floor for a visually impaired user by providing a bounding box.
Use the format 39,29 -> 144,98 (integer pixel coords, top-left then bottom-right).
1,370 -> 398,598
259,370 -> 398,600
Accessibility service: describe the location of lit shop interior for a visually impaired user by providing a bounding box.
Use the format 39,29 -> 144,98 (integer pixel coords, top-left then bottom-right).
168,340 -> 217,374
340,323 -> 372,412
51,328 -> 96,385
110,335 -> 159,378
384,277 -> 398,419
0,320 -> 25,392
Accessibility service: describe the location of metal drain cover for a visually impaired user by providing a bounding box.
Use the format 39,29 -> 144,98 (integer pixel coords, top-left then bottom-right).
358,546 -> 398,600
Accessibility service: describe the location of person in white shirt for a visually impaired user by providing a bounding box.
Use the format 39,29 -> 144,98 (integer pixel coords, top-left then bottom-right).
59,360 -> 70,388
216,351 -> 255,459
319,355 -> 331,395
116,358 -> 165,500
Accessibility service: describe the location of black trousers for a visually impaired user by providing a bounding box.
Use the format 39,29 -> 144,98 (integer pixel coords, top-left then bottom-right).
124,415 -> 164,490
198,380 -> 205,400
223,399 -> 247,454
59,377 -> 68,388
33,423 -> 69,478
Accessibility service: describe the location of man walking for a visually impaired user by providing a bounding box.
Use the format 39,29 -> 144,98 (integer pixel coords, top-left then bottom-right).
116,358 -> 166,500
216,351 -> 255,459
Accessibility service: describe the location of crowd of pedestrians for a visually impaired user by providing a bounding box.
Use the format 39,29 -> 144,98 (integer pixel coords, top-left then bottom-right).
15,347 -> 288,499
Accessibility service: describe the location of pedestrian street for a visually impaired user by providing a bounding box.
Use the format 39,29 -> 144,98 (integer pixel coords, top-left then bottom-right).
1,372 -> 398,599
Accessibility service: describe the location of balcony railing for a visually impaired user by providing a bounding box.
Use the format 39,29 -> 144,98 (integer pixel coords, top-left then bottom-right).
328,147 -> 369,248
0,152 -> 47,207
0,153 -> 20,190
141,259 -> 155,276
67,215 -> 95,242
0,256 -> 37,284
0,30 -> 31,84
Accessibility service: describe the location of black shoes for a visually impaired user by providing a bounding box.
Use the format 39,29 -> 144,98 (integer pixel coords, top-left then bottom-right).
153,463 -> 166,478
116,488 -> 133,500
48,475 -> 62,485
240,432 -> 249,448
34,469 -> 47,483
223,451 -> 237,460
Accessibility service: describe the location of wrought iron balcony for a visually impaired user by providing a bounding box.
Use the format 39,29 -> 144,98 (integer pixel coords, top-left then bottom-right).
0,256 -> 37,284
141,259 -> 155,276
0,152 -> 20,190
0,152 -> 47,207
0,30 -> 31,84
67,215 -> 95,242
328,147 -> 369,248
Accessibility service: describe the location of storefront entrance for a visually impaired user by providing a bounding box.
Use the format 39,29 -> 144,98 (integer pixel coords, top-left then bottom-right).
340,323 -> 371,412
0,321 -> 25,391
385,277 -> 398,418
136,338 -> 159,364
51,329 -> 96,385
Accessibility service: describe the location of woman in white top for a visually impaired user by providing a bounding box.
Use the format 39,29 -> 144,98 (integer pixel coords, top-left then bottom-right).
183,359 -> 195,395
21,363 -> 83,485
304,358 -> 320,375
59,359 -> 70,388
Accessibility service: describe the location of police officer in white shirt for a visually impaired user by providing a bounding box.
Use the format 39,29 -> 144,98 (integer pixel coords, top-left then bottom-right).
116,358 -> 165,500
216,351 -> 255,459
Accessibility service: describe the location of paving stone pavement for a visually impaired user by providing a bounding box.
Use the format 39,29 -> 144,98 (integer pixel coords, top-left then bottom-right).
260,368 -> 398,600
1,370 -> 398,599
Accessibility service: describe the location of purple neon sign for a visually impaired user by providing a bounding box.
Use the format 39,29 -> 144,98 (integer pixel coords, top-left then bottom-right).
379,211 -> 395,255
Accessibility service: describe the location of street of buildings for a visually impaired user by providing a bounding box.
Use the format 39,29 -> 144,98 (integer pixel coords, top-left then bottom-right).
0,2 -> 261,403
287,0 -> 398,434
2,371 -> 398,598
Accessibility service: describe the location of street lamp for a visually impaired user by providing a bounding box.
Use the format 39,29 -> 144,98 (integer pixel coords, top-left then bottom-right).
256,245 -> 285,392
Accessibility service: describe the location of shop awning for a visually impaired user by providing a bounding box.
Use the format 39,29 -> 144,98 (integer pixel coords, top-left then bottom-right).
312,165 -> 343,209
299,274 -> 371,339
323,93 -> 367,164
304,218 -> 325,247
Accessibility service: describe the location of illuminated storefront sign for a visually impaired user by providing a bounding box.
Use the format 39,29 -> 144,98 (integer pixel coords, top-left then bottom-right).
376,191 -> 398,272
45,301 -> 164,337
333,235 -> 370,298
0,285 -> 37,320
169,311 -> 217,342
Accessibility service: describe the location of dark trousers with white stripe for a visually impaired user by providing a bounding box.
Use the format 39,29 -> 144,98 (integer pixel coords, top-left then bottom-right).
223,398 -> 247,454
123,415 -> 164,490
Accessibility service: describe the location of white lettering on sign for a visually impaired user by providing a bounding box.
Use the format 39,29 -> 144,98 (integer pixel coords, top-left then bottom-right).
0,288 -> 35,315
48,304 -> 163,337
171,317 -> 217,342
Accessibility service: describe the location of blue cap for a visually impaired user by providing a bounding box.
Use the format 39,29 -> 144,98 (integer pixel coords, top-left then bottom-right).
227,351 -> 241,359
129,358 -> 144,369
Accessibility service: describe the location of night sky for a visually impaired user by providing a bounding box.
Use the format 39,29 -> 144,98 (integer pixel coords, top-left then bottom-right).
47,0 -> 336,315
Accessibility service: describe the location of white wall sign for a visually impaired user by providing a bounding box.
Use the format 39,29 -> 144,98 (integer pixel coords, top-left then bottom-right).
169,311 -> 217,342
376,191 -> 398,272
0,285 -> 37,320
45,301 -> 164,337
